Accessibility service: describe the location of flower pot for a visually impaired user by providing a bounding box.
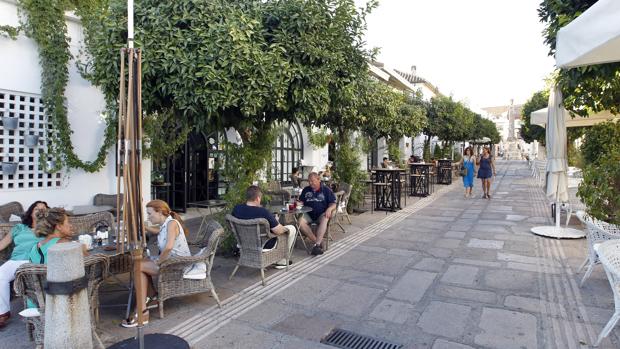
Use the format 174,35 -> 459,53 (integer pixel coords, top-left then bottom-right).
1,162 -> 18,175
25,134 -> 40,147
45,160 -> 58,173
2,117 -> 18,130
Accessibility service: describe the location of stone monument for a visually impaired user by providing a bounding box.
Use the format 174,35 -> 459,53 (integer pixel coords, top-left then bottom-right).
504,99 -> 522,160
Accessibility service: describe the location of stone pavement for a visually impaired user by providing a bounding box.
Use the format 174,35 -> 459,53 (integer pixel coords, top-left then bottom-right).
152,161 -> 618,349
1,160 -> 618,348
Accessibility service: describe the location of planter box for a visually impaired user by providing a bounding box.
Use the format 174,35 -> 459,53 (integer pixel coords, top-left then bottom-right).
1,162 -> 18,175
2,117 -> 18,130
25,134 -> 39,147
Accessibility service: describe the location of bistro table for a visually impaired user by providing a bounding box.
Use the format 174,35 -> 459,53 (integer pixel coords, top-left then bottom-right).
410,163 -> 433,197
373,168 -> 405,212
266,205 -> 313,254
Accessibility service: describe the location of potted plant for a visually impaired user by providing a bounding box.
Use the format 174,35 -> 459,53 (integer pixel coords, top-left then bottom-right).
24,132 -> 40,147
1,160 -> 18,175
2,114 -> 18,130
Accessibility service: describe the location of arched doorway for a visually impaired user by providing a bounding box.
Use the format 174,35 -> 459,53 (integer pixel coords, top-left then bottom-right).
271,122 -> 303,185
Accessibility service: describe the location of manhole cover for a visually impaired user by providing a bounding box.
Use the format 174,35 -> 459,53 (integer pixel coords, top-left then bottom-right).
322,328 -> 403,349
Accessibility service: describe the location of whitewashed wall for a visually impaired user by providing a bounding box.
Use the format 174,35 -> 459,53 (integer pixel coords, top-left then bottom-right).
300,126 -> 328,173
0,0 -> 150,209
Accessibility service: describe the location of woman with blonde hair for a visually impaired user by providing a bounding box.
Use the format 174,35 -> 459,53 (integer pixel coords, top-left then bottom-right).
121,199 -> 191,327
30,207 -> 83,264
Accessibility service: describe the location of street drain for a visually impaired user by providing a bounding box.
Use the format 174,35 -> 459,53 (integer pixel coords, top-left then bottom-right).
322,328 -> 403,349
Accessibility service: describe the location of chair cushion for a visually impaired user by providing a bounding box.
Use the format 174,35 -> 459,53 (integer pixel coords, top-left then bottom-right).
9,214 -> 22,222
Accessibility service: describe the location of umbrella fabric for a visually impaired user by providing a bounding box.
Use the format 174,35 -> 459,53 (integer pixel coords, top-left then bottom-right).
530,108 -> 618,128
556,0 -> 620,68
545,86 -> 569,203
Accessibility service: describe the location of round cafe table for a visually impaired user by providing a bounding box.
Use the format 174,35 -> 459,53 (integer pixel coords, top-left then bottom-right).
265,205 -> 313,254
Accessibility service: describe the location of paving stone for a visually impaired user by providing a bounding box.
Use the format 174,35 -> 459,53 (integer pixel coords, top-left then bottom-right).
369,299 -> 416,324
432,339 -> 476,349
387,270 -> 437,303
444,231 -> 466,239
504,295 -> 567,317
331,250 -> 412,276
355,245 -> 387,253
387,248 -> 418,257
474,307 -> 538,349
317,283 -> 383,317
484,270 -> 539,294
435,285 -> 497,304
200,320 -> 280,349
315,264 -> 394,289
434,238 -> 462,249
526,216 -> 549,224
274,275 -> 340,307
273,335 -> 334,349
506,214 -> 528,221
417,301 -> 471,338
237,300 -> 295,328
497,252 -> 558,266
467,238 -> 504,250
478,219 -> 516,226
413,258 -> 445,272
506,261 -> 561,274
271,313 -> 340,341
493,233 -> 532,242
440,265 -> 479,286
453,258 -> 501,268
427,247 -> 453,258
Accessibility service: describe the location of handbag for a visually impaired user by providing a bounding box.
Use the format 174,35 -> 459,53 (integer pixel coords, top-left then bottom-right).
459,166 -> 468,177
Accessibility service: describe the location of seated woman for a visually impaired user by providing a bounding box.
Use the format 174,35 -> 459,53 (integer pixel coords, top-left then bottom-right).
30,207 -> 82,264
0,201 -> 48,328
121,199 -> 191,328
290,167 -> 302,188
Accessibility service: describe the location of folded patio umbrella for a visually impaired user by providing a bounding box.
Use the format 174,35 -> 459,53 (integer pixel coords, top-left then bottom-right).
556,0 -> 620,68
530,108 -> 617,128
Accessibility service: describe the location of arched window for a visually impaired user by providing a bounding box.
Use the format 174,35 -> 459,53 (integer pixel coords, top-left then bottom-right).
271,122 -> 303,184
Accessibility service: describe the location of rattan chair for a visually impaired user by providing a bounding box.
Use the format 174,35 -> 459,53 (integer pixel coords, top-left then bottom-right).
13,254 -> 109,347
68,211 -> 116,235
592,240 -> 620,346
0,201 -> 24,222
225,215 -> 290,286
576,211 -> 620,287
93,193 -> 123,209
157,220 -> 225,318
337,183 -> 353,226
0,224 -> 13,264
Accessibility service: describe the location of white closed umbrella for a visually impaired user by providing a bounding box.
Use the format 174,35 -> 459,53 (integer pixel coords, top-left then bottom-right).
531,86 -> 585,239
530,108 -> 618,128
556,0 -> 620,68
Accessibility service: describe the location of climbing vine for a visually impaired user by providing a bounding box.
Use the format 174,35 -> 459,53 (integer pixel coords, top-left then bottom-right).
17,0 -> 116,173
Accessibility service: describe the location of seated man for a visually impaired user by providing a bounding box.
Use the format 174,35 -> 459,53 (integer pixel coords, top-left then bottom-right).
232,185 -> 296,269
298,172 -> 336,255
381,157 -> 390,168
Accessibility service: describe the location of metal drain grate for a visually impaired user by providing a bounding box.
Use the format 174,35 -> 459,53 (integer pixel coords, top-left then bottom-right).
322,328 -> 403,349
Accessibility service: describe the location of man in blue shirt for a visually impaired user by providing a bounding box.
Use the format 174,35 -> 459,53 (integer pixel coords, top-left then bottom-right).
299,172 -> 336,255
232,185 -> 296,268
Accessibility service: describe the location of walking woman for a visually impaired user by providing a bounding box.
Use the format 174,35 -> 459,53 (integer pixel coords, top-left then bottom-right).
121,199 -> 191,328
476,147 -> 496,199
458,147 -> 476,198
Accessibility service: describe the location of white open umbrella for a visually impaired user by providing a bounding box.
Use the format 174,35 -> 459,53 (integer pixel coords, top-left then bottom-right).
531,86 -> 585,239
556,0 -> 620,68
531,108 -> 618,128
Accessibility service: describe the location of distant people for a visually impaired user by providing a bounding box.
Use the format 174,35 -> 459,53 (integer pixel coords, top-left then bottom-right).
407,155 -> 416,165
232,185 -> 296,268
122,199 -> 191,327
476,147 -> 496,199
290,167 -> 302,188
381,157 -> 390,168
321,164 -> 332,179
0,201 -> 48,328
299,172 -> 336,255
458,147 -> 476,198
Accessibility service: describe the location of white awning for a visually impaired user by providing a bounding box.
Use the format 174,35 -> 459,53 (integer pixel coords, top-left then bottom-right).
530,108 -> 618,128
556,0 -> 620,68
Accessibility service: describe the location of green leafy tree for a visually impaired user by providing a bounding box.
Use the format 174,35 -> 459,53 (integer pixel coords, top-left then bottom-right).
520,90 -> 548,145
539,0 -> 620,116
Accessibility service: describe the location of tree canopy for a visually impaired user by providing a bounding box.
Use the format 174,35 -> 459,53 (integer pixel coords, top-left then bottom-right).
539,0 -> 620,116
520,90 -> 548,145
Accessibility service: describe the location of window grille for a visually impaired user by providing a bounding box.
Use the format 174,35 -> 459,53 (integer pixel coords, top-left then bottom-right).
0,89 -> 63,190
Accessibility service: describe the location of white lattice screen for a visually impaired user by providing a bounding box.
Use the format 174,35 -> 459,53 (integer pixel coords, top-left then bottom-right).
0,89 -> 63,190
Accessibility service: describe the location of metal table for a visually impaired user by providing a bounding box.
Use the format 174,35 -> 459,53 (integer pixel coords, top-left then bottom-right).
410,163 -> 433,197
266,205 -> 313,254
437,159 -> 452,185
373,168 -> 404,212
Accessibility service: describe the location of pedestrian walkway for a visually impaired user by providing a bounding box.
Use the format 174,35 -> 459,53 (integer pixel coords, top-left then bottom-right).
153,160 -> 617,349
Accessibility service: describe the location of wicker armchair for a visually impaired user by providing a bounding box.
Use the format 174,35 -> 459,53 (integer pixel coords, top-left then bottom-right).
93,193 -> 123,209
592,240 -> 620,346
0,201 -> 24,222
157,220 -> 225,318
68,211 -> 116,235
0,224 -> 13,264
226,214 -> 290,286
576,211 -> 620,287
337,183 -> 353,225
13,254 -> 109,346
323,190 -> 345,250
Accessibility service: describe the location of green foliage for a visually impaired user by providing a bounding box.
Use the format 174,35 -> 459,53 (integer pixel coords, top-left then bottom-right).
387,139 -> 402,165
474,116 -> 501,144
577,122 -> 620,224
142,109 -> 192,161
426,96 -> 475,143
520,90 -> 548,145
17,0 -> 116,173
539,0 -> 620,116
432,143 -> 442,159
332,132 -> 367,209
0,25 -> 20,39
307,127 -> 331,149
